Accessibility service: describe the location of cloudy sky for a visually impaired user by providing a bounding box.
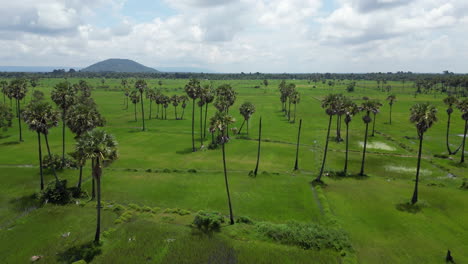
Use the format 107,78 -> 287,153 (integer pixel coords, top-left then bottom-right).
1,0 -> 467,73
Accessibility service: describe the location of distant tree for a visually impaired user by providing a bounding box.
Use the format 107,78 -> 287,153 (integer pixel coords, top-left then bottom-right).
314,94 -> 339,184
287,83 -> 296,121
76,129 -> 118,243
238,102 -> 256,135
171,95 -> 180,119
22,100 -> 60,188
203,85 -> 215,139
198,86 -> 208,147
135,79 -> 147,131
346,82 -> 356,92
343,98 -> 359,175
0,102 -> 13,134
185,79 -> 201,152
162,95 -> 170,120
158,80 -> 163,88
209,111 -> 235,225
0,80 -> 8,104
146,88 -> 157,119
278,80 -> 288,112
443,96 -> 460,155
409,103 -> 437,204
456,98 -> 468,163
386,95 -> 397,125
371,101 -> 383,137
290,90 -> 300,123
51,81 -> 77,164
334,95 -> 346,142
130,90 -> 140,122
263,79 -> 268,93
359,100 -> 379,176
179,95 -> 189,120
10,78 -> 28,142
155,90 -> 163,119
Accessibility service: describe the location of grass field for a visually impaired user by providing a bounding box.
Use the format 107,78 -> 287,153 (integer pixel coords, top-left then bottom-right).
0,78 -> 466,263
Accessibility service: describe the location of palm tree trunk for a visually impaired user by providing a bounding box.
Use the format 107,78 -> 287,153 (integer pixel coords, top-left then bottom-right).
316,115 -> 333,182
461,120 -> 467,163
288,102 -> 291,121
181,107 -> 185,120
191,99 -> 196,152
94,158 -> 102,243
411,133 -> 424,204
222,142 -> 234,225
77,165 -> 83,190
44,133 -> 59,184
62,109 -> 66,165
359,120 -> 370,176
91,159 -> 96,200
18,99 -> 23,142
293,104 -> 297,123
134,103 -> 137,121
156,104 -> 159,119
238,119 -> 246,134
140,93 -> 145,131
344,122 -> 350,174
389,104 -> 393,124
204,103 -> 208,138
15,99 -> 18,117
200,105 -> 203,147
253,117 -> 262,176
446,113 -> 452,154
149,100 -> 152,119
175,106 -> 178,120
336,114 -> 340,141
294,119 -> 302,170
371,113 -> 376,137
247,120 -> 249,135
38,132 -> 44,190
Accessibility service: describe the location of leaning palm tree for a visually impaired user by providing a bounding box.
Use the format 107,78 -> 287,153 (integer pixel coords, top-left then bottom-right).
386,95 -> 396,124
371,101 -> 383,137
135,79 -> 147,131
210,111 -> 235,225
51,81 -> 76,164
76,129 -> 118,243
343,98 -> 359,175
314,94 -> 339,184
130,90 -> 140,122
409,103 -> 437,204
238,102 -> 256,135
10,78 -> 28,142
22,100 -> 60,188
359,100 -> 377,176
185,79 -> 201,152
443,96 -> 461,155
456,98 -> 468,163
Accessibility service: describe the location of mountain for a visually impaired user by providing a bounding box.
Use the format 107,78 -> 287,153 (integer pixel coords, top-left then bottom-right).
157,67 -> 216,73
81,59 -> 159,73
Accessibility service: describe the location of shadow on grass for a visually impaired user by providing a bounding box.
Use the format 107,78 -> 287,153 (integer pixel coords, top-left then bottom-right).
0,141 -> 20,146
176,147 -> 196,155
57,241 -> 102,264
395,202 -> 423,213
9,193 -> 42,213
325,171 -> 369,181
0,135 -> 11,139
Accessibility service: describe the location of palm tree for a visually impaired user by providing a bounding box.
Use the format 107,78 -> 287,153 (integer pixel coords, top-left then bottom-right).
278,80 -> 287,112
287,83 -> 296,121
155,91 -> 163,119
343,98 -> 359,175
0,81 -> 8,104
371,101 -> 383,137
409,103 -> 437,204
135,80 -> 147,131
162,95 -> 170,120
359,100 -> 377,176
66,97 -> 105,190
22,100 -> 60,188
185,79 -> 201,152
386,95 -> 396,124
209,111 -> 235,225
443,96 -> 460,155
214,84 -> 237,138
10,79 -> 28,142
0,102 -> 13,135
146,89 -> 157,120
290,91 -> 300,123
179,95 -> 188,120
198,87 -> 207,147
76,129 -> 118,243
263,79 -> 268,93
238,102 -> 256,135
130,90 -> 140,122
253,117 -> 262,177
314,94 -> 339,183
121,79 -> 128,107
456,99 -> 468,163
203,85 -> 215,138
294,119 -> 302,171
51,81 -> 77,164
171,95 -> 180,119
334,95 -> 345,142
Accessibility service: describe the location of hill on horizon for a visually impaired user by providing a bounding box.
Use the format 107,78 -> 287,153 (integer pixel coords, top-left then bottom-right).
81,58 -> 159,73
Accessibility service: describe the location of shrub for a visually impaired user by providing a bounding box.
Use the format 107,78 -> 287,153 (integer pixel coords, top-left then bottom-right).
39,180 -> 72,205
42,154 -> 77,171
164,208 -> 190,215
145,169 -> 152,172
69,187 -> 88,199
256,221 -> 352,251
112,204 -> 126,213
461,179 -> 468,190
187,169 -> 197,173
162,168 -> 171,173
236,216 -> 254,224
193,211 -> 225,232
128,203 -> 141,211
434,154 -> 449,159
208,143 -> 219,150
142,206 -> 154,213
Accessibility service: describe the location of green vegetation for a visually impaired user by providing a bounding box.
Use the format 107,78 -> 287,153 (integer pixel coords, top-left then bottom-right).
0,76 -> 467,263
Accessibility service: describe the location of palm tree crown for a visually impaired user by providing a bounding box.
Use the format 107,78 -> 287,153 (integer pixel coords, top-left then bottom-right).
410,103 -> 438,136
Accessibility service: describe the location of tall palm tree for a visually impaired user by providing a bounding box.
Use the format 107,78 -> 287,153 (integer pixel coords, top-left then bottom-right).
359,100 -> 377,176
171,95 -> 180,119
290,91 -> 300,123
371,101 -> 383,137
22,100 -> 60,188
334,95 -> 345,142
135,80 -> 147,131
456,99 -> 468,163
203,85 -> 215,138
0,103 -> 13,135
0,81 -> 8,104
209,111 -> 235,225
278,80 -> 287,112
51,81 -> 76,164
155,91 -> 163,119
185,79 -> 201,152
179,95 -> 189,120
10,79 -> 28,142
121,79 -> 128,107
162,95 -> 170,120
130,90 -> 140,122
343,99 -> 359,175
287,83 -> 296,121
314,94 -> 339,183
409,103 -> 437,204
443,96 -> 460,155
198,87 -> 207,147
76,129 -> 118,243
214,84 -> 237,138
146,88 -> 157,120
294,119 -> 302,171
253,117 -> 262,176
238,102 -> 256,135
386,95 -> 396,124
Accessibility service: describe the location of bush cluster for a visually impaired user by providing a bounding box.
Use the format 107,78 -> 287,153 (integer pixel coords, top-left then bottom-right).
42,154 -> 77,170
236,216 -> 254,224
39,180 -> 72,205
193,211 -> 225,232
164,208 -> 190,216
